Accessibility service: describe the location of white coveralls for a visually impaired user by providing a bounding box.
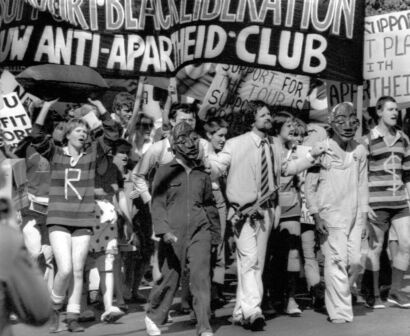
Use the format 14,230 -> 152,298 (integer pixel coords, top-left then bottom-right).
306,139 -> 368,322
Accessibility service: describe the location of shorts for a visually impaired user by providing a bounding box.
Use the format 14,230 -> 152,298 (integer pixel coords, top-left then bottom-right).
85,251 -> 115,272
48,224 -> 93,237
370,207 -> 410,231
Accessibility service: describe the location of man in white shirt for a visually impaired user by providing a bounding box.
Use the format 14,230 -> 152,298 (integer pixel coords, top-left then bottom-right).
209,101 -> 324,330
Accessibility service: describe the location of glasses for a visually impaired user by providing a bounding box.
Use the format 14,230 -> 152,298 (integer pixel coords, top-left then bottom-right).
333,117 -> 360,126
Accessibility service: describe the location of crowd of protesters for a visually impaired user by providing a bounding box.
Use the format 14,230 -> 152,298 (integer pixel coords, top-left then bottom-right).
1,85 -> 410,336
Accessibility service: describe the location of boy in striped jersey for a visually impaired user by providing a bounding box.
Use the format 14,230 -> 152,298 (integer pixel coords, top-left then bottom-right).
363,96 -> 410,309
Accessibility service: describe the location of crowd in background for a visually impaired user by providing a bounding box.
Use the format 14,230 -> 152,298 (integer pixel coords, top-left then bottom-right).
1,85 -> 410,336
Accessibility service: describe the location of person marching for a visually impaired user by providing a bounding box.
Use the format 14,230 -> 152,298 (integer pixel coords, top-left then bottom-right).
144,122 -> 220,336
305,102 -> 368,323
362,96 -> 410,309
209,101 -> 324,330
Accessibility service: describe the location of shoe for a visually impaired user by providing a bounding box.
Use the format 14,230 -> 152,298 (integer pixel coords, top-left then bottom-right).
101,307 -> 125,323
311,283 -> 325,311
261,300 -> 277,316
249,313 -> 265,331
387,291 -> 410,308
78,310 -> 96,322
366,296 -> 385,309
200,332 -> 214,336
67,319 -> 84,332
145,316 -> 161,336
286,298 -> 302,317
331,319 -> 347,324
49,309 -> 66,333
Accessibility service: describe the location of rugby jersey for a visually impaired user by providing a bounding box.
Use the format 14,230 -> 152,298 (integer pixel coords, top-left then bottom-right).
364,127 -> 410,210
46,144 -> 98,227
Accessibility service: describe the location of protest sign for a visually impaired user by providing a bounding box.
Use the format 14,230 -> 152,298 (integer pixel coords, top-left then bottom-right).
0,70 -> 39,111
0,93 -> 32,149
198,64 -> 310,120
364,10 -> 410,107
0,0 -> 364,83
326,80 -> 370,108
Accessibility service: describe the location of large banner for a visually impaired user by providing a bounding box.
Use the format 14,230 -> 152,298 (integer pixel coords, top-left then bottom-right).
0,0 -> 364,83
364,10 -> 410,107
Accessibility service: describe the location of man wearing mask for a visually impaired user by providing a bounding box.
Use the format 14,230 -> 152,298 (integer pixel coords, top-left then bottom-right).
144,122 -> 220,336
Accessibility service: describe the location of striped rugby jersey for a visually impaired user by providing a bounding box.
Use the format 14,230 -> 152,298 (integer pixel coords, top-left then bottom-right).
364,127 -> 410,210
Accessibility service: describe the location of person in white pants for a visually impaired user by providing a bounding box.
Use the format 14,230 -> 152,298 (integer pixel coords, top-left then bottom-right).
305,102 -> 368,323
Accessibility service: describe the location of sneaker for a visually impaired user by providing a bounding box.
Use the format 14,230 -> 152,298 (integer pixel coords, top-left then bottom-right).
145,316 -> 161,336
249,313 -> 265,331
67,319 -> 84,332
200,332 -> 214,336
101,307 -> 125,323
365,295 -> 385,309
331,319 -> 347,324
387,291 -> 410,308
286,298 -> 302,317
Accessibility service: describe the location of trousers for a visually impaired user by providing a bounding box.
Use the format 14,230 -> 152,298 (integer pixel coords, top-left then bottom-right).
147,228 -> 212,335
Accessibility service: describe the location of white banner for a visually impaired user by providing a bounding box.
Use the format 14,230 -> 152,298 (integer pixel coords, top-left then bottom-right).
364,10 -> 410,107
0,93 -> 32,149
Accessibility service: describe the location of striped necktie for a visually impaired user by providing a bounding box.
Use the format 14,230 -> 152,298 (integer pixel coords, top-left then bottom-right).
260,138 -> 271,199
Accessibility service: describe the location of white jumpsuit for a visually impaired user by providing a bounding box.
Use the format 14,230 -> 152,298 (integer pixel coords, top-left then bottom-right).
306,138 -> 368,322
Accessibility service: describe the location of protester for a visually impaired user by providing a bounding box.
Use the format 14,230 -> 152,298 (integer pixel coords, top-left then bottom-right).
144,122 -> 220,336
30,98 -> 113,332
268,112 -> 303,317
0,197 -> 51,336
306,102 -> 368,323
209,101 -> 325,331
204,118 -> 229,307
362,96 -> 410,309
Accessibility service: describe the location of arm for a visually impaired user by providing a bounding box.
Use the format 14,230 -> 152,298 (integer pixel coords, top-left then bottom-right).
127,77 -> 145,137
208,140 -> 232,178
358,147 -> 369,216
131,144 -> 161,203
31,99 -> 59,160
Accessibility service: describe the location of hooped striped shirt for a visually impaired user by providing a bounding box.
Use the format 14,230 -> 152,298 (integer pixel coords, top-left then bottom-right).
364,127 -> 410,210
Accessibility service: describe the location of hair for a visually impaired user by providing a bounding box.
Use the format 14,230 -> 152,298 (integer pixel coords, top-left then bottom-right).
294,117 -> 307,137
64,118 -> 90,139
376,96 -> 396,111
241,100 -> 269,122
203,118 -> 228,135
271,111 -> 294,136
168,103 -> 197,121
112,92 -> 135,113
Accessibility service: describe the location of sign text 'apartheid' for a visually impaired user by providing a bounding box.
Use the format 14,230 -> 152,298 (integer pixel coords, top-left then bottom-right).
0,0 -> 364,83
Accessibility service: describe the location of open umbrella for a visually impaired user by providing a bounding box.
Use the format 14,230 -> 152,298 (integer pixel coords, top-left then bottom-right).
16,64 -> 109,102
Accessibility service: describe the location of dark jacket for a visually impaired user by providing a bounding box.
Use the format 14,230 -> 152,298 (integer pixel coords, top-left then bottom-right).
151,159 -> 220,246
0,224 -> 51,336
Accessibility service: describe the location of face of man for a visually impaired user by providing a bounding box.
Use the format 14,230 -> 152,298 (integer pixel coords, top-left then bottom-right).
331,107 -> 359,143
136,116 -> 154,140
253,106 -> 272,133
171,110 -> 196,129
172,122 -> 199,162
117,105 -> 133,125
378,101 -> 398,128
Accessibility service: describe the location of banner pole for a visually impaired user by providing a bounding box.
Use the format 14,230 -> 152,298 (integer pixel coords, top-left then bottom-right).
357,85 -> 363,138
127,76 -> 145,138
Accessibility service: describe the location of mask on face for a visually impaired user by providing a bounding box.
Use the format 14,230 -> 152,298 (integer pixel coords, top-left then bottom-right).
171,122 -> 199,162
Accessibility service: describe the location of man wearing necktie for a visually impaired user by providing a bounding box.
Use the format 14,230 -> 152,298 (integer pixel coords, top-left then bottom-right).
210,101 -> 324,330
